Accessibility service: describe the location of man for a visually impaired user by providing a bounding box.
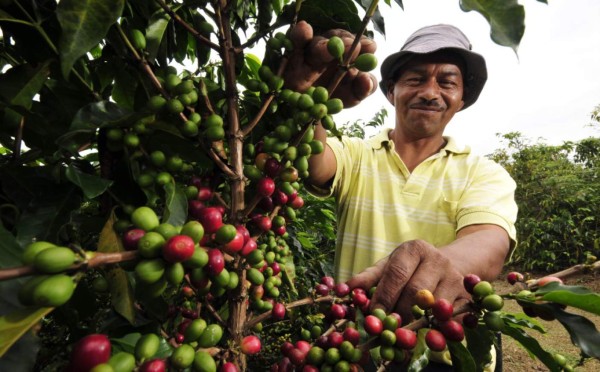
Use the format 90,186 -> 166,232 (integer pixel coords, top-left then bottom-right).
286,23 -> 517,371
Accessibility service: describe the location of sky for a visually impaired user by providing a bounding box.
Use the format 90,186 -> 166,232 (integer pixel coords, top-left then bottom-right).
335,0 -> 600,155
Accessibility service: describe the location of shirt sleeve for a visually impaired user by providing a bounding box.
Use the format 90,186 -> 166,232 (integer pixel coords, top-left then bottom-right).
456,159 -> 519,251
304,136 -> 357,199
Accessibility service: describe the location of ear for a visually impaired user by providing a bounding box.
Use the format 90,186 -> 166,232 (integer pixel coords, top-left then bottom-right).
457,100 -> 465,111
385,82 -> 395,105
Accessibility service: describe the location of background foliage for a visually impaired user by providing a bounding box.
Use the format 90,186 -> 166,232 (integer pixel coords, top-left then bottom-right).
3,0 -> 596,370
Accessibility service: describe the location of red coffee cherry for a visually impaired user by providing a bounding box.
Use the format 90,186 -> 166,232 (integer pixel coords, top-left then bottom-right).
431,298 -> 454,322
425,329 -> 447,352
394,328 -> 417,350
68,334 -> 111,371
438,319 -> 465,342
240,335 -> 262,355
364,315 -> 383,336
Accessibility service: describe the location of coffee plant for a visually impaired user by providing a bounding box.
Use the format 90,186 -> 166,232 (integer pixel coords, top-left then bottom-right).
1,0 -> 599,371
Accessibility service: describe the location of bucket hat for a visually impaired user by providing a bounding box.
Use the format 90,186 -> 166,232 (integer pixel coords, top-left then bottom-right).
379,24 -> 487,110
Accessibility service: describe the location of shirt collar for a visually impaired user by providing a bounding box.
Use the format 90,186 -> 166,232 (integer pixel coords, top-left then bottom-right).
367,127 -> 471,155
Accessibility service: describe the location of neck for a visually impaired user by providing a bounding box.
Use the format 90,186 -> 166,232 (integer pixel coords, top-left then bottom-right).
389,129 -> 446,172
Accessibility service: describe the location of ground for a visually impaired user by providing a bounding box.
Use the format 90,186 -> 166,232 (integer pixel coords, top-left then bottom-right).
495,268 -> 600,371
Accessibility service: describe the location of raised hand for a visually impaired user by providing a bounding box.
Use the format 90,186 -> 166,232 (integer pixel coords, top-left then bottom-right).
283,20 -> 378,108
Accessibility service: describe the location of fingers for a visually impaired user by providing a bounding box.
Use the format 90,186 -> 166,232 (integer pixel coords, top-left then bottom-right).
284,22 -> 379,106
368,245 -> 422,313
331,72 -> 377,108
289,21 -> 313,50
346,256 -> 388,292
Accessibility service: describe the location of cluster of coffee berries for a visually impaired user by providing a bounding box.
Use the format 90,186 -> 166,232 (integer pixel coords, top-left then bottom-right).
507,272 -> 566,321
18,241 -> 79,307
461,274 -> 506,332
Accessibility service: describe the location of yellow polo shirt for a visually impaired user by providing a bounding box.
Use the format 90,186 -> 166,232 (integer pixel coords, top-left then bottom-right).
308,128 -> 518,282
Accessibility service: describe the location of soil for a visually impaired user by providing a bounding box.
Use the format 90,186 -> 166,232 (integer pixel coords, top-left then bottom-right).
495,268 -> 600,371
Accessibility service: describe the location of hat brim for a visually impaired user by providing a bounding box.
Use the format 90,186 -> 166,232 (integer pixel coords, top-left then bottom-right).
379,47 -> 487,110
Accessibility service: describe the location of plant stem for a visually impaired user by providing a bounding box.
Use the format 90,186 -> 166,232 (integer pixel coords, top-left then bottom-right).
154,0 -> 220,51
245,295 -> 336,330
0,251 -> 138,281
327,0 -> 379,96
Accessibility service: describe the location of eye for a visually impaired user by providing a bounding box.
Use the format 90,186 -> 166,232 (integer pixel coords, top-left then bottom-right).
404,77 -> 424,86
439,79 -> 458,88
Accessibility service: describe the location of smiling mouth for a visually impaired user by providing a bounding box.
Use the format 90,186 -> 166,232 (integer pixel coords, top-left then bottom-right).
409,103 -> 444,112
411,106 -> 443,113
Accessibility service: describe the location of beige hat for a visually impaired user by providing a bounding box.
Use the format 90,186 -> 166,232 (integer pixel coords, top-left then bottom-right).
379,24 -> 487,110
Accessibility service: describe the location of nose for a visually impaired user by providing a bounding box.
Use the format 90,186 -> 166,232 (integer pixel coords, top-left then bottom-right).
418,78 -> 441,102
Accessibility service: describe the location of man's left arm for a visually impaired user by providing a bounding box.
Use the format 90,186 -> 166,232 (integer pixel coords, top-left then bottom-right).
441,224 -> 511,282
346,225 -> 510,320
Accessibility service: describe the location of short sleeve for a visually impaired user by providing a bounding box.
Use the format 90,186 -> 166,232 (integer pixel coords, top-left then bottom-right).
456,160 -> 518,250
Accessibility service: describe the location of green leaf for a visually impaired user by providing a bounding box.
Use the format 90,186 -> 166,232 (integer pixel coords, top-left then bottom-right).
15,183 -> 82,247
0,9 -> 34,27
408,328 -> 432,372
447,340 -> 476,372
56,0 -> 125,78
145,10 -> 171,62
282,258 -> 297,293
0,307 -> 53,357
70,101 -> 131,131
502,312 -> 546,333
106,267 -> 136,325
110,332 -> 142,354
112,68 -> 139,110
98,210 -> 125,253
459,0 -> 525,53
57,100 -> 135,151
65,165 -> 113,199
98,212 -> 136,323
298,0 -> 363,34
162,182 -> 188,227
501,320 -> 561,371
0,224 -> 23,269
549,305 -> 600,358
0,61 -> 51,129
464,325 -> 496,371
536,282 -> 600,316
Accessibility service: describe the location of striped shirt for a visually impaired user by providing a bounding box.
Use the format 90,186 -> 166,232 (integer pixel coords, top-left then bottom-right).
308,128 -> 518,282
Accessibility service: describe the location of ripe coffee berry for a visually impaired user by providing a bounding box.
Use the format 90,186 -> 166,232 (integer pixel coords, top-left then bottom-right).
320,276 -> 335,289
69,334 -> 111,371
314,283 -> 330,296
462,313 -> 480,329
425,329 -> 447,352
295,340 -> 311,358
257,177 -> 276,197
138,359 -> 166,372
343,327 -> 360,345
330,303 -> 346,319
463,274 -> 482,294
364,315 -> 384,335
240,335 -> 262,355
327,331 -> 344,348
162,235 -> 195,263
431,298 -> 454,322
506,271 -> 524,285
272,302 -> 286,320
394,328 -> 417,350
333,282 -> 350,297
352,291 -> 369,307
438,319 -> 465,342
